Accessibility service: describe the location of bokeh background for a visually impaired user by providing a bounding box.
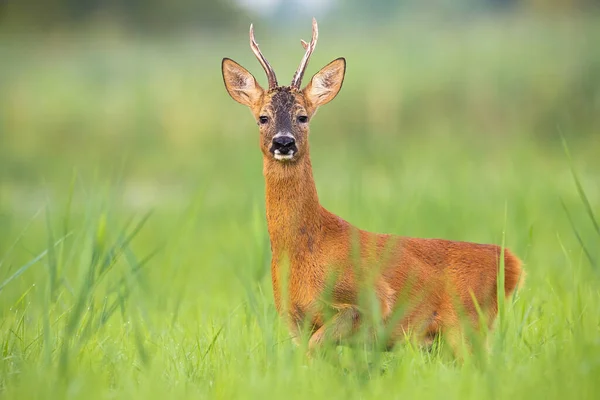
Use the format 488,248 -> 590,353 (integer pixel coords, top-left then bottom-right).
1,1 -> 599,399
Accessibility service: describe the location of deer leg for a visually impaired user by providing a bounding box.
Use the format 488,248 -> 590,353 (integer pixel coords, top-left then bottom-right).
308,305 -> 360,351
438,305 -> 477,361
308,280 -> 394,353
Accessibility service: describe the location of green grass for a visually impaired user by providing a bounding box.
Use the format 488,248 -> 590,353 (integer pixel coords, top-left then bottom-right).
1,14 -> 600,399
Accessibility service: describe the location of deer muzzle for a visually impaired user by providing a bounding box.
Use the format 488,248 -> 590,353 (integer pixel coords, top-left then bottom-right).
270,134 -> 297,160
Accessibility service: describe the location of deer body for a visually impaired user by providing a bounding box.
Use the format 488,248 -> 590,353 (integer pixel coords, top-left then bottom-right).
222,19 -> 524,354
263,148 -> 521,350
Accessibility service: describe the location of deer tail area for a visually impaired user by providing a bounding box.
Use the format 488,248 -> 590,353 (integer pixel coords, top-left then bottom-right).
503,248 -> 525,297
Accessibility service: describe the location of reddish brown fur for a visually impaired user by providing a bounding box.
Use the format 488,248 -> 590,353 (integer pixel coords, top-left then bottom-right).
221,24 -> 525,356
263,153 -> 524,353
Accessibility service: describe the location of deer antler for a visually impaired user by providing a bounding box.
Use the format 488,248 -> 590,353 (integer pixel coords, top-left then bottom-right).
250,23 -> 278,89
291,18 -> 319,89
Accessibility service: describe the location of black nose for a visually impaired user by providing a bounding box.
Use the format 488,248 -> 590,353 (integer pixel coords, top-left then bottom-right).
271,136 -> 296,154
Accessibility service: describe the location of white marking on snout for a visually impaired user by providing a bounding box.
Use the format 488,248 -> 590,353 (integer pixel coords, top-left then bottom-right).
274,149 -> 295,161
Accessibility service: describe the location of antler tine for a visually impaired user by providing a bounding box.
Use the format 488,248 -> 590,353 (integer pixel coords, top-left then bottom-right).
291,17 -> 319,89
249,23 -> 278,89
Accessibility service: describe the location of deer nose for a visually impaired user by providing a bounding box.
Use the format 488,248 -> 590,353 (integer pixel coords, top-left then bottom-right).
271,135 -> 296,154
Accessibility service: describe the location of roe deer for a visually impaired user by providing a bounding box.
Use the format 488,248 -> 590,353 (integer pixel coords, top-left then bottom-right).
221,18 -> 524,356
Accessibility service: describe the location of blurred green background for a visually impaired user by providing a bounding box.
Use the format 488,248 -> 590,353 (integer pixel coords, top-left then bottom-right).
1,1 -> 599,399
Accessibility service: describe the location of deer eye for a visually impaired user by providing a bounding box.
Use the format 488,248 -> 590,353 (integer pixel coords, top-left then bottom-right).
297,116 -> 308,124
259,116 -> 269,125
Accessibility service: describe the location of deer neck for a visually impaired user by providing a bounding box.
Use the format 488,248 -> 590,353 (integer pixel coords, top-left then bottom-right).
263,152 -> 321,259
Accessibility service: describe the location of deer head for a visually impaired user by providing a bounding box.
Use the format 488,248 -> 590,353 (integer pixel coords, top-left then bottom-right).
222,18 -> 345,163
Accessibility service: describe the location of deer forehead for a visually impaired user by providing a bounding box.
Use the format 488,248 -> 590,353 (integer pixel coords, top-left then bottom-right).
262,89 -> 306,115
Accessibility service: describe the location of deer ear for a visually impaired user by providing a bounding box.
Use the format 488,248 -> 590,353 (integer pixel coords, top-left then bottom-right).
303,58 -> 345,111
222,58 -> 264,107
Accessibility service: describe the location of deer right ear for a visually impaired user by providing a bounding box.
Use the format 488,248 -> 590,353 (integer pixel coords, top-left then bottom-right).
222,58 -> 264,107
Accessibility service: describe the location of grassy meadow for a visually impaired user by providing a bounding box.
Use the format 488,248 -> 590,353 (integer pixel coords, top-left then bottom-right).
1,14 -> 600,399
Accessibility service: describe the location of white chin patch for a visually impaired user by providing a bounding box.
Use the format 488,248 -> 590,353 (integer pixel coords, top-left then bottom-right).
274,150 -> 295,161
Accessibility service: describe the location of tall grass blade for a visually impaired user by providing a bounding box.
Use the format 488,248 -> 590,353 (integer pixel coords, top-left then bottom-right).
200,325 -> 224,363
0,233 -> 72,293
0,206 -> 44,270
45,206 -> 58,299
560,131 -> 600,238
560,199 -> 597,269
495,202 -> 507,352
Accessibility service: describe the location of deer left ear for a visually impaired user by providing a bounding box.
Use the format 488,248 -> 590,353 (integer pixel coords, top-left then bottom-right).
303,58 -> 346,111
